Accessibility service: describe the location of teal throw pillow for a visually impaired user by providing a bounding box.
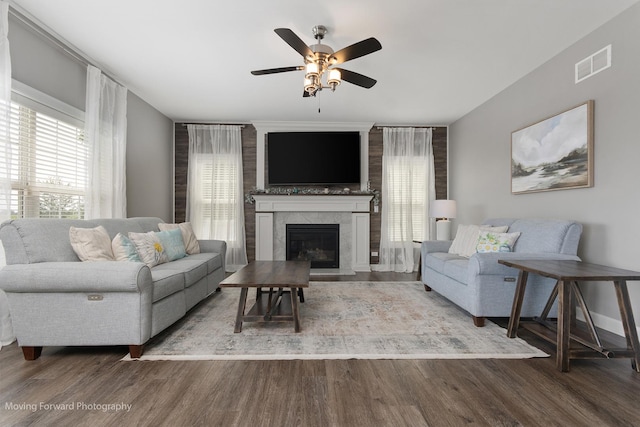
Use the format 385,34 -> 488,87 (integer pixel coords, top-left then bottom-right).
156,228 -> 187,261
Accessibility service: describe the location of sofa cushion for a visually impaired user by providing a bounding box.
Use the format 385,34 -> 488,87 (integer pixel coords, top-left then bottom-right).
442,258 -> 470,284
183,252 -> 223,273
150,269 -> 185,302
508,219 -> 572,253
69,225 -> 115,262
423,252 -> 464,272
152,257 -> 209,288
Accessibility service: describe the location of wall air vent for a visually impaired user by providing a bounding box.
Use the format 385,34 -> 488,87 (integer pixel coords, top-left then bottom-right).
575,45 -> 611,83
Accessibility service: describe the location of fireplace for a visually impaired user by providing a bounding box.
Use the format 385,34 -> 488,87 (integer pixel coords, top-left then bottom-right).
286,224 -> 339,268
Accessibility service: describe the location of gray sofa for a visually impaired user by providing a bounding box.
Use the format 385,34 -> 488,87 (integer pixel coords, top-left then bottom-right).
0,217 -> 226,360
421,218 -> 582,326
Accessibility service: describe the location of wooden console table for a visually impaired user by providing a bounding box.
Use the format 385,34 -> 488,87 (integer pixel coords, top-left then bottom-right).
499,259 -> 640,372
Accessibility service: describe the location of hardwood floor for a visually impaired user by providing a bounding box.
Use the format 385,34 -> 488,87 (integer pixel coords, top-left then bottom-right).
1,272 -> 640,426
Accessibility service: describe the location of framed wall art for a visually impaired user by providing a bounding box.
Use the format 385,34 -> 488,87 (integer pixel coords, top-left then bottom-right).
511,100 -> 594,194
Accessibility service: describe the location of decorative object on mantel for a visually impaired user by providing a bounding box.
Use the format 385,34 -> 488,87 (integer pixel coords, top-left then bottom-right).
250,25 -> 382,98
431,199 -> 457,241
245,187 -> 380,207
511,100 -> 594,194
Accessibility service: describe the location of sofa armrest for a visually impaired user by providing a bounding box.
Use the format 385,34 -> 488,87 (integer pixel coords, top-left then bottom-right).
421,240 -> 452,254
468,252 -> 582,276
0,262 -> 152,293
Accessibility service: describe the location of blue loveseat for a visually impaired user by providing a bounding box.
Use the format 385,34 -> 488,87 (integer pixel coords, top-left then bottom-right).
421,218 -> 582,326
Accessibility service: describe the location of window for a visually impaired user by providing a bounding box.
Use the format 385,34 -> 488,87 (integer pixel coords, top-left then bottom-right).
386,156 -> 428,242
8,85 -> 86,219
192,153 -> 240,241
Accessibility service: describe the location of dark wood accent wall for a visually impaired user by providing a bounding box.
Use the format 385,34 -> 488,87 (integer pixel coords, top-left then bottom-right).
174,124 -> 447,264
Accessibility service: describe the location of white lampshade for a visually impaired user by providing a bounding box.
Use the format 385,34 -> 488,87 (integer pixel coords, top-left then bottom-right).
431,200 -> 457,219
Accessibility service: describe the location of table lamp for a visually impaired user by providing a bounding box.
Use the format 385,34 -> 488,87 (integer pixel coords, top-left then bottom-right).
431,200 -> 457,241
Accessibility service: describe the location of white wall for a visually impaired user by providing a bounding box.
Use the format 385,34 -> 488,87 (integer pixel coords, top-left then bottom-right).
449,3 -> 640,335
7,12 -> 174,221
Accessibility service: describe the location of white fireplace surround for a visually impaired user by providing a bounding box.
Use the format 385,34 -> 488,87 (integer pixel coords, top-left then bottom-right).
254,195 -> 373,272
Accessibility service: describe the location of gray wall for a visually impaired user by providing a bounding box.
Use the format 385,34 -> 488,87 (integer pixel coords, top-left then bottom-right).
7,13 -> 174,221
449,3 -> 640,335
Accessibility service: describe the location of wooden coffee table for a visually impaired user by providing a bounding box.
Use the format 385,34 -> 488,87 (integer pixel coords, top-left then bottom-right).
220,261 -> 310,332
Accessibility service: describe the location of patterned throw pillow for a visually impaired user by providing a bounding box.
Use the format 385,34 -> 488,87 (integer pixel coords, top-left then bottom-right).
112,232 -> 142,262
128,231 -> 169,267
69,225 -> 115,261
158,222 -> 200,254
476,231 -> 521,253
449,224 -> 510,257
156,228 -> 187,261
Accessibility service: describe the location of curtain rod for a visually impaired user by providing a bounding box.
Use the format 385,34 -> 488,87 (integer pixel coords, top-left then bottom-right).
180,123 -> 246,128
375,126 -> 436,130
8,5 -> 125,87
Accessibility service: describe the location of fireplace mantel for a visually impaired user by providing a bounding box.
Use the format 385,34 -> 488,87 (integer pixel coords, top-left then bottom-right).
253,194 -> 373,272
253,194 -> 373,213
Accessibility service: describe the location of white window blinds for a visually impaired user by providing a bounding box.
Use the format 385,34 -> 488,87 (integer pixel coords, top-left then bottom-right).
9,101 -> 87,219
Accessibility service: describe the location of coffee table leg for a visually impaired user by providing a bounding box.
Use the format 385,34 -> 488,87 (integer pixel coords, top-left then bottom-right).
290,287 -> 301,332
234,287 -> 249,333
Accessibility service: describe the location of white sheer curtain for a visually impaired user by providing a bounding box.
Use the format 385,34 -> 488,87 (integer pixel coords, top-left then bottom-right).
375,127 -> 435,272
84,65 -> 128,219
0,0 -> 15,347
187,124 -> 248,271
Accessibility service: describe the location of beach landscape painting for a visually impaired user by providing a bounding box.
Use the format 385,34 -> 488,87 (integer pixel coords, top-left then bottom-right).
511,100 -> 594,194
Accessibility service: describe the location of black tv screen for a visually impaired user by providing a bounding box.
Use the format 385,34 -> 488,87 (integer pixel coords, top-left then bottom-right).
267,132 -> 361,185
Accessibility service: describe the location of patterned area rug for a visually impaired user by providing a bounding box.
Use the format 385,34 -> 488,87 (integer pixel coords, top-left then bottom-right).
123,282 -> 548,361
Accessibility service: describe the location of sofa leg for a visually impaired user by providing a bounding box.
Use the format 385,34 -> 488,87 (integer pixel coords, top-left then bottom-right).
473,316 -> 486,327
129,345 -> 144,358
21,346 -> 43,361
424,284 -> 432,292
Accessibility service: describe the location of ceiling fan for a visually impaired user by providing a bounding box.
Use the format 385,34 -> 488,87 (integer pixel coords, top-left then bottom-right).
251,25 -> 382,97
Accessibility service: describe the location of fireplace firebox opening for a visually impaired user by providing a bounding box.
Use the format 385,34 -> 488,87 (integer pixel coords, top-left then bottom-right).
286,224 -> 339,269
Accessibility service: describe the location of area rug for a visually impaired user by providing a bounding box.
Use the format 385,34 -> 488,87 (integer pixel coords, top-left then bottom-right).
122,282 -> 548,361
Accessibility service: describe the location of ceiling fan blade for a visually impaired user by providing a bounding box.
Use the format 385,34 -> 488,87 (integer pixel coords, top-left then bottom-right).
335,68 -> 377,89
331,37 -> 382,65
274,28 -> 314,59
303,90 -> 310,98
251,66 -> 303,75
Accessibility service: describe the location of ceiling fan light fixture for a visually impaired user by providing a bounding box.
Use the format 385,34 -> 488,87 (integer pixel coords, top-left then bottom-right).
327,68 -> 341,91
305,62 -> 319,77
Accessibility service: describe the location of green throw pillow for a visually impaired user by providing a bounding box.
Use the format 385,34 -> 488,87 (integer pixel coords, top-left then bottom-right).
476,231 -> 521,253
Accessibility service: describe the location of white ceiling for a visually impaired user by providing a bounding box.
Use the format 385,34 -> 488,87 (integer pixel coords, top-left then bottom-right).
11,0 -> 640,125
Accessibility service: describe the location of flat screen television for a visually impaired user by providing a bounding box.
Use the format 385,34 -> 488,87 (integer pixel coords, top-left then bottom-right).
267,131 -> 361,185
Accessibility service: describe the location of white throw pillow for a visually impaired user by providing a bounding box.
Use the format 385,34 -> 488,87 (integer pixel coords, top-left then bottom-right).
112,232 -> 142,262
69,225 -> 115,261
449,224 -> 509,257
476,231 -> 521,253
158,222 -> 200,255
128,231 -> 169,267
